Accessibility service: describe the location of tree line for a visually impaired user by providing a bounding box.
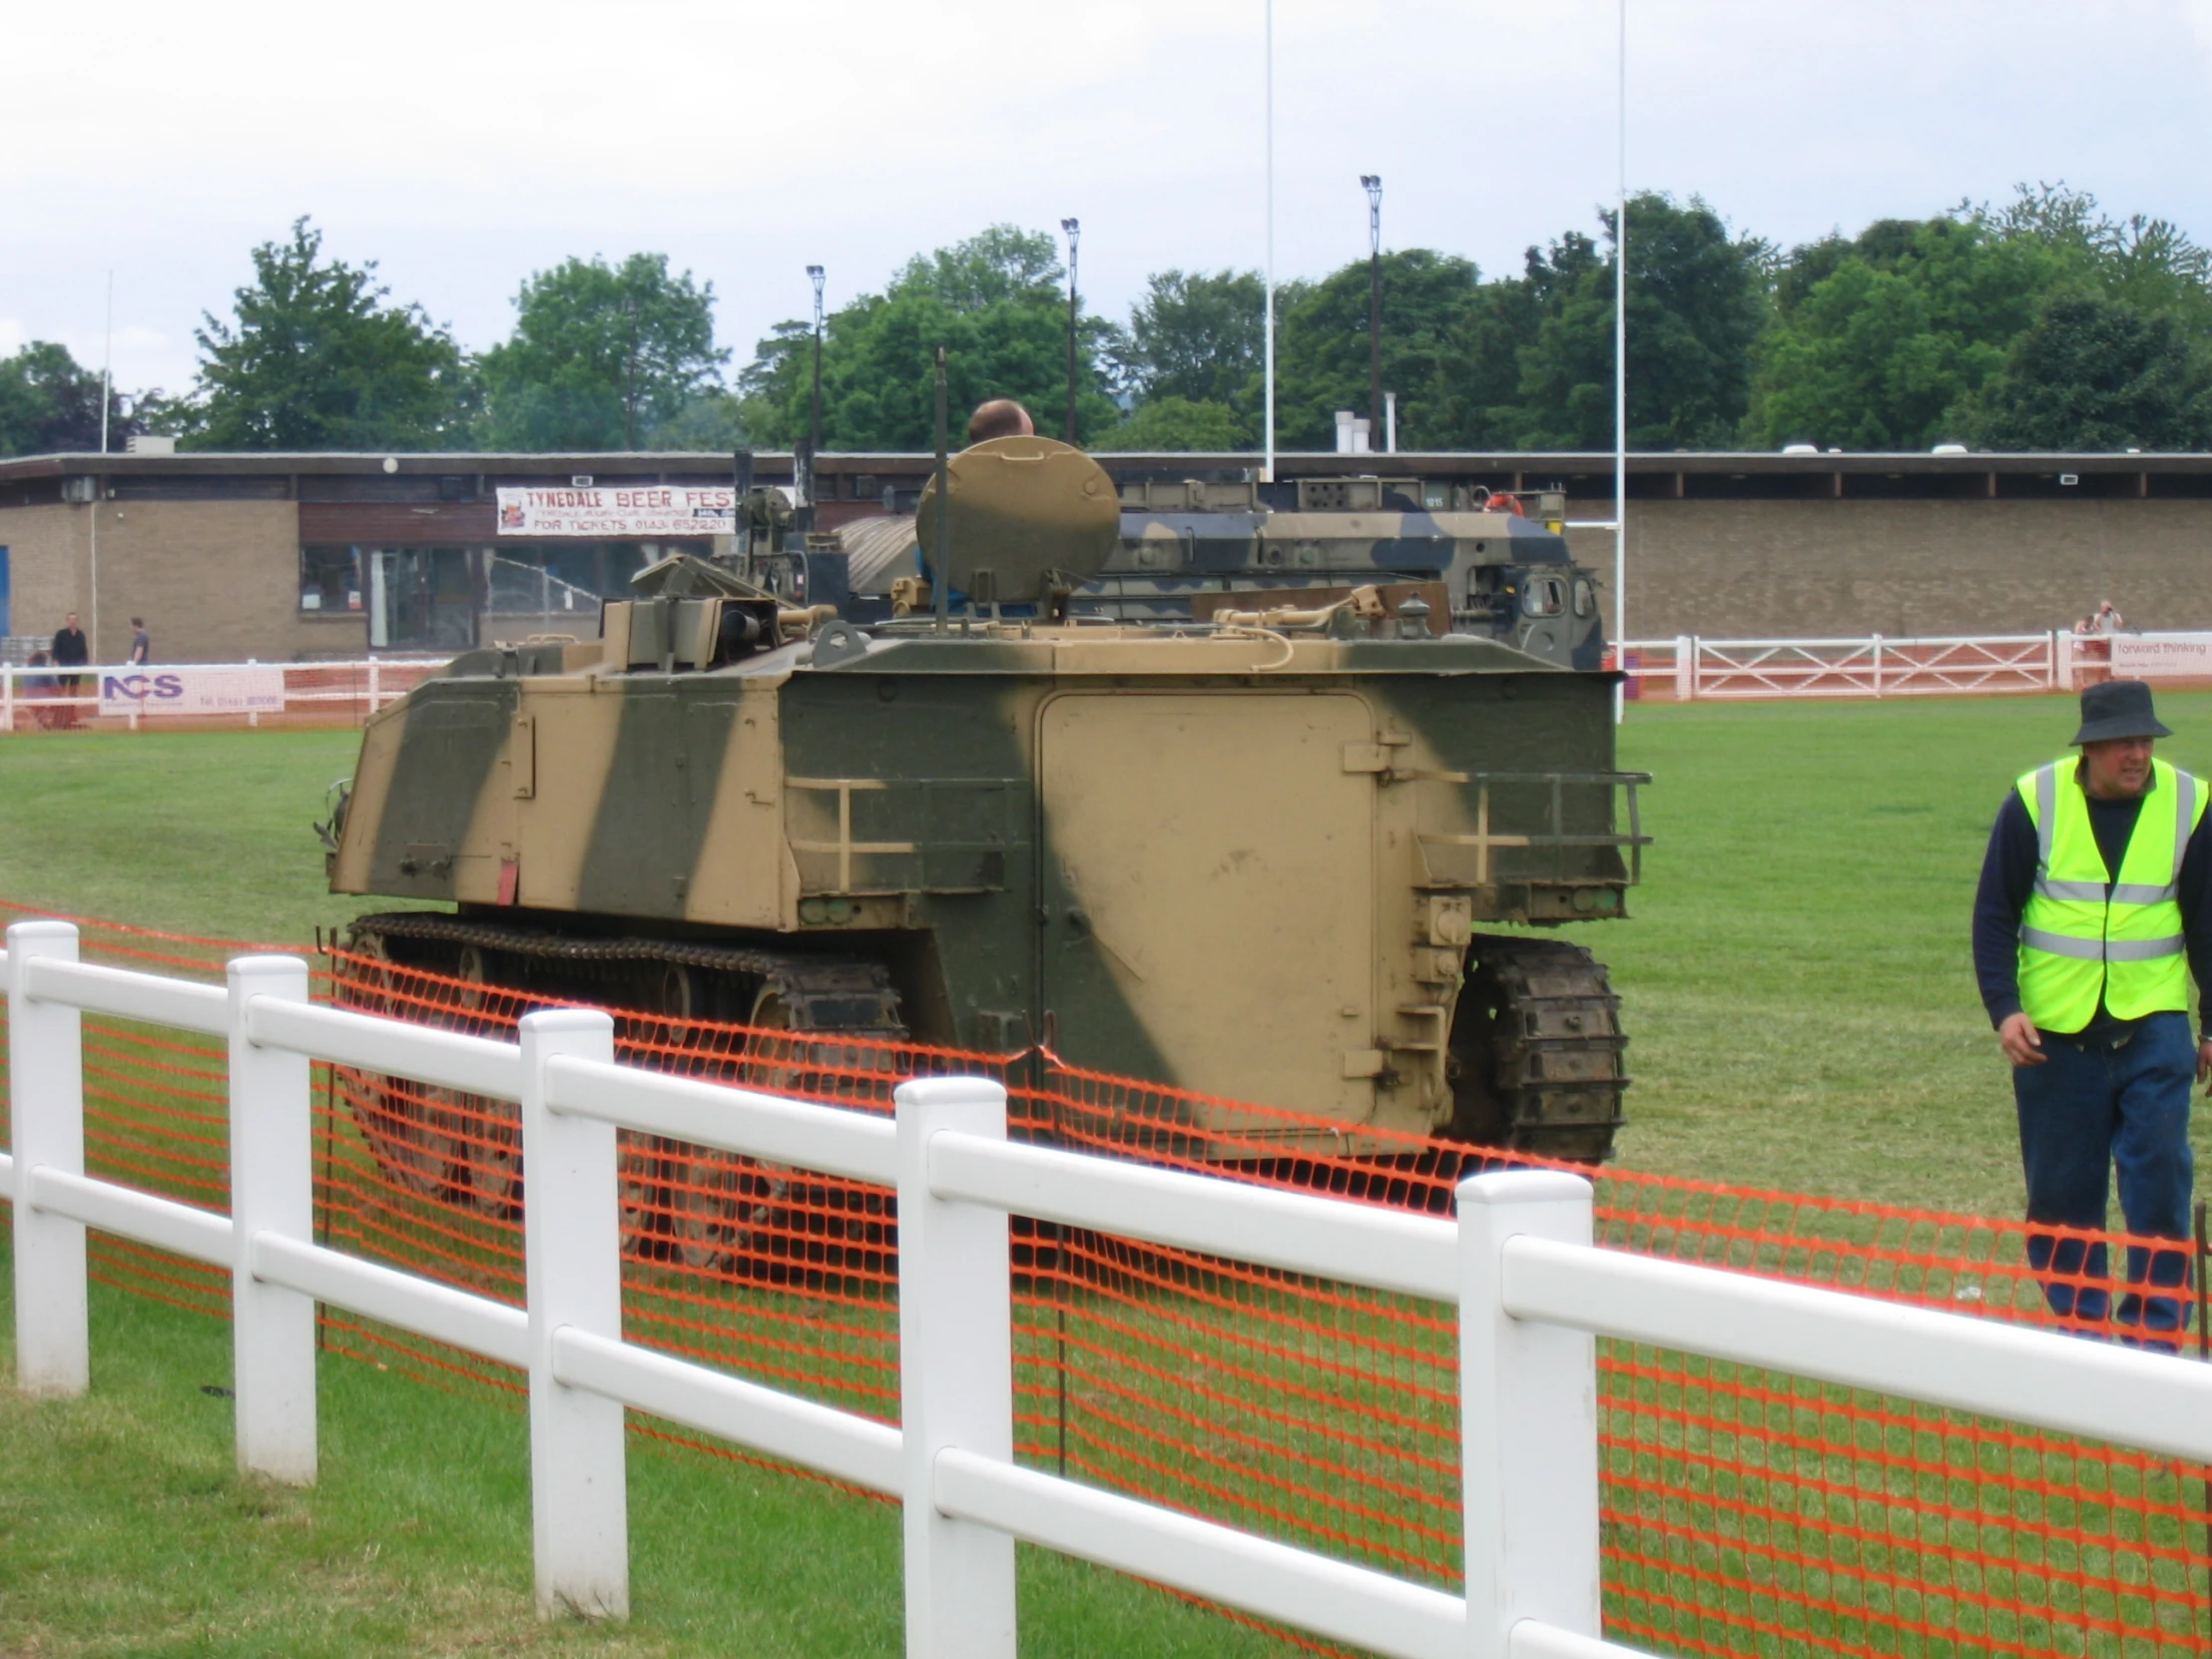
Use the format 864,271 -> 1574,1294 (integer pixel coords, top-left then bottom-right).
5,184 -> 2209,459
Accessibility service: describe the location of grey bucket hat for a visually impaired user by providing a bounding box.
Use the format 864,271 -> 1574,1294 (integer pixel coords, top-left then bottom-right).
2070,679 -> 2173,745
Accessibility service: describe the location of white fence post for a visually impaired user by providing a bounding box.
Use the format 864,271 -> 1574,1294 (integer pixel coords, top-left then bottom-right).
1672,636 -> 1693,702
519,1008 -> 629,1619
1,665 -> 13,733
7,920 -> 89,1397
1457,1170 -> 1601,1659
2053,630 -> 2073,692
227,953 -> 318,1484
896,1075 -> 1015,1659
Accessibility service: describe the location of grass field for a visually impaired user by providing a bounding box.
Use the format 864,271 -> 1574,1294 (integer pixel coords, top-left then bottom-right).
0,1238 -> 1301,1658
4,697 -> 2211,1655
6,696 -> 2209,1216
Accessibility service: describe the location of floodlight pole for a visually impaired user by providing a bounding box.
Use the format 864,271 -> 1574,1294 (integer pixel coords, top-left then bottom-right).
1363,176 -> 1383,446
1060,219 -> 1081,445
807,264 -> 826,467
1612,0 -> 1628,724
1262,0 -> 1275,485
94,269 -> 112,658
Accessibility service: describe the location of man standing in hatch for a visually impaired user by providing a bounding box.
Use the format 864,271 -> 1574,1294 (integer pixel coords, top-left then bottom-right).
1973,679 -> 2212,1347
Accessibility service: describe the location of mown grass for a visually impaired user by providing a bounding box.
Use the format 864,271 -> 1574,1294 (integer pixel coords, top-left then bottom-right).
7,697 -> 2211,1216
0,1230 -> 1307,1658
0,727 -> 368,945
5,700 -> 2212,1655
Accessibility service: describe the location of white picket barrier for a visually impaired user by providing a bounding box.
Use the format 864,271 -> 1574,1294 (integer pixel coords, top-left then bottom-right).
1619,633 -> 2079,700
9,915 -> 2212,1658
1615,631 -> 2210,701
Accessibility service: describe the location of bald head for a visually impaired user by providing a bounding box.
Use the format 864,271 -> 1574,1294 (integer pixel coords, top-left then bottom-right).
966,399 -> 1035,444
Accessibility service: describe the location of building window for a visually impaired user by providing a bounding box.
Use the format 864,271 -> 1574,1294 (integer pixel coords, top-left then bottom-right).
299,545 -> 363,614
367,547 -> 480,651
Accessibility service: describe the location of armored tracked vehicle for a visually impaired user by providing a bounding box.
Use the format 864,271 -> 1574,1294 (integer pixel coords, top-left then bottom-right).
326,435 -> 1646,1163
1099,476 -> 1604,670
839,472 -> 1606,671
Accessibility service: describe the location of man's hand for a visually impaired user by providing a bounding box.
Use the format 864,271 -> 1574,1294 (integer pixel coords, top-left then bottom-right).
2198,1035 -> 2212,1089
1998,1012 -> 2047,1068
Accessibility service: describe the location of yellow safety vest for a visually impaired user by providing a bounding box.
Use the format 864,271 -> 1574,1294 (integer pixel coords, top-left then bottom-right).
2016,755 -> 2206,1032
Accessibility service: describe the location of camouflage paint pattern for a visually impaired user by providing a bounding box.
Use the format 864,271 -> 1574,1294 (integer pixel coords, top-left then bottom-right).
1100,500 -> 1604,668
331,621 -> 1638,1144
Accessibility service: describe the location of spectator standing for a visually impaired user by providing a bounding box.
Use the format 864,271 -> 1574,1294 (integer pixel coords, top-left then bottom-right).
129,617 -> 151,665
49,611 -> 89,729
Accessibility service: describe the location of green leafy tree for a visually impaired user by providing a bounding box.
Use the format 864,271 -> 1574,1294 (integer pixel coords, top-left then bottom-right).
1511,194 -> 1771,449
1747,217 -> 2055,448
480,254 -> 730,450
739,226 -> 1117,449
1108,270 -> 1267,441
0,341 -> 163,456
1273,251 -> 1480,450
1423,272 -> 1546,450
191,218 -> 476,450
1964,290 -> 2212,450
1090,396 -> 1245,451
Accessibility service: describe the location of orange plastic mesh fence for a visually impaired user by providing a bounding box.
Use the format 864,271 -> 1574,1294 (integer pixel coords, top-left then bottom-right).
4,896 -> 2209,1658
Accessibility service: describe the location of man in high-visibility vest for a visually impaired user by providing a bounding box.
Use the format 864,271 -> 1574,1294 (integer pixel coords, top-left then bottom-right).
1973,679 -> 2212,1347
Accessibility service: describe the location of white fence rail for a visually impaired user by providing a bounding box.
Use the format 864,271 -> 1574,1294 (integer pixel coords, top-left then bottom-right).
7,917 -> 2211,1658
1614,632 -> 2172,701
0,657 -> 449,732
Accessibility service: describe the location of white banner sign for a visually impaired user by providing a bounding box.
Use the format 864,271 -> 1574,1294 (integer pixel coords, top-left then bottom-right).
496,485 -> 735,537
100,667 -> 286,716
2107,633 -> 2212,677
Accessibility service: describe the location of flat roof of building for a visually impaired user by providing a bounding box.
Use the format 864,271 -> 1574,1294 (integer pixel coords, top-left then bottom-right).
5,448 -> 2210,504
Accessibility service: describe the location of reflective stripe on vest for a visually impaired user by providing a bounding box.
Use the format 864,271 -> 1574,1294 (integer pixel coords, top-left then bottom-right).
2015,756 -> 2205,1031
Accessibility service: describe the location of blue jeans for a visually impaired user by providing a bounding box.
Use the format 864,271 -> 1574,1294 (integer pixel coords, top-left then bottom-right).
2012,1010 -> 2196,1344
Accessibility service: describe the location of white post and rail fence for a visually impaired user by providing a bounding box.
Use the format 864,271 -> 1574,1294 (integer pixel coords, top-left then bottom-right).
7,916 -> 2212,1658
1614,629 -> 2212,700
4,632 -> 2212,733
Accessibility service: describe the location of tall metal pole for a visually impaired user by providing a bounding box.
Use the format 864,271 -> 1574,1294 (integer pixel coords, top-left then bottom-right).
1262,0 -> 1275,484
99,271 -> 113,457
807,265 -> 826,463
1363,176 -> 1383,447
1612,0 -> 1629,724
932,346 -> 951,637
1060,219 -> 1081,445
95,270 -> 112,659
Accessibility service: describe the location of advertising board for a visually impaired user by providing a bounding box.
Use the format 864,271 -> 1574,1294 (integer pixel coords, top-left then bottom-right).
2107,633 -> 2212,678
100,667 -> 287,716
495,485 -> 735,537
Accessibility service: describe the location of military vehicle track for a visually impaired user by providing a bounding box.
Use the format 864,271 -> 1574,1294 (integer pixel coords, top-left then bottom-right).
1446,934 -> 1628,1164
336,911 -> 905,1282
343,910 -> 906,1034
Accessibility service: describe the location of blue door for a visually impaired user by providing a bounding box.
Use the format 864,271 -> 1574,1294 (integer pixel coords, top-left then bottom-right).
0,547 -> 11,639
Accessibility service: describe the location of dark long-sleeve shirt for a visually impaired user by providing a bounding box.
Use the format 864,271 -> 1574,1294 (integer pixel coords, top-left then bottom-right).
49,627 -> 88,668
1971,767 -> 2212,1037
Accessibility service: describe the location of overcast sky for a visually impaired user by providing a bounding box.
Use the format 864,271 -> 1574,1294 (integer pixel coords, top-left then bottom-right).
5,0 -> 2210,403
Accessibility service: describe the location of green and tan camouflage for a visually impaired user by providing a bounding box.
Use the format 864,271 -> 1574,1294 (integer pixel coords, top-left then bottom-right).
845,473 -> 1606,671
1098,477 -> 1604,669
326,438 -> 1645,1160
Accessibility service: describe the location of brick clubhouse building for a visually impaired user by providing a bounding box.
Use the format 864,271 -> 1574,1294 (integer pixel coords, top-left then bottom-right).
2,447 -> 2210,664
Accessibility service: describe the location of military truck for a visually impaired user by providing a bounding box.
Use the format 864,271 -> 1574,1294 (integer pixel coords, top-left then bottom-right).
324,435 -> 1646,1166
835,472 -> 1606,670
